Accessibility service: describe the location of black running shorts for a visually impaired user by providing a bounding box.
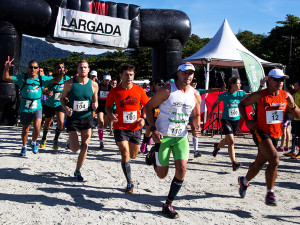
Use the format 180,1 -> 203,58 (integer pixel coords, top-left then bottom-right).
221,119 -> 239,135
251,128 -> 279,148
114,129 -> 142,145
44,104 -> 65,118
65,114 -> 95,132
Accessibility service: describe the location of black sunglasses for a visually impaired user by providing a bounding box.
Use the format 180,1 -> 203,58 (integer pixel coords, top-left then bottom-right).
29,66 -> 39,69
271,77 -> 285,82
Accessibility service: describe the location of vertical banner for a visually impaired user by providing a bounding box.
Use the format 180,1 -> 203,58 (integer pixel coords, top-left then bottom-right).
238,50 -> 265,92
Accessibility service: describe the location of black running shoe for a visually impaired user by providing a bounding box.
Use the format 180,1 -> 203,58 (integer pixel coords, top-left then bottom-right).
74,170 -> 84,182
212,143 -> 220,157
232,162 -> 242,171
162,203 -> 179,219
265,192 -> 277,206
238,176 -> 249,198
145,145 -> 156,165
99,142 -> 104,150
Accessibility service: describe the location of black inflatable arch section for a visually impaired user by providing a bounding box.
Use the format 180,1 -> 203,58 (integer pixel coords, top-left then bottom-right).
0,0 -> 191,125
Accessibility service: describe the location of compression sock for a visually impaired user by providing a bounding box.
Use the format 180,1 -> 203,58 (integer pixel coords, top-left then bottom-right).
98,128 -> 103,142
121,162 -> 132,184
292,137 -> 298,154
143,134 -> 150,145
54,128 -> 62,141
167,176 -> 184,202
42,129 -> 48,141
193,136 -> 198,153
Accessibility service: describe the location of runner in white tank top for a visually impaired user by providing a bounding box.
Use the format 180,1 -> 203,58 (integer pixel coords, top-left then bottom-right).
144,62 -> 201,219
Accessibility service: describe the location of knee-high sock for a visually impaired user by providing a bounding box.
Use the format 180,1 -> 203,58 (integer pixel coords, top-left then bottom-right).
193,136 -> 198,153
292,137 -> 298,154
98,128 -> 103,142
42,129 -> 48,141
121,162 -> 132,184
54,128 -> 62,141
167,176 -> 184,203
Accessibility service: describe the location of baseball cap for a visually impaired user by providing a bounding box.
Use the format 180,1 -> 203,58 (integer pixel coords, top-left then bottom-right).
103,75 -> 111,80
177,62 -> 195,72
268,69 -> 288,79
90,70 -> 97,76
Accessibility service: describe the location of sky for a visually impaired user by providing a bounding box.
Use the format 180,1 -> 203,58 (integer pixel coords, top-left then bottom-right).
49,0 -> 300,55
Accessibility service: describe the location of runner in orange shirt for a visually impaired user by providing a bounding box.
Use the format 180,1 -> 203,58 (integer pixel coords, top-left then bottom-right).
105,64 -> 149,194
238,69 -> 300,206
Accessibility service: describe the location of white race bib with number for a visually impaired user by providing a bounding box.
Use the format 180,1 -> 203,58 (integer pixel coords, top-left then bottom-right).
73,100 -> 89,112
54,92 -> 61,101
25,100 -> 37,109
266,110 -> 284,124
99,91 -> 109,99
167,123 -> 186,137
229,108 -> 239,117
123,111 -> 137,123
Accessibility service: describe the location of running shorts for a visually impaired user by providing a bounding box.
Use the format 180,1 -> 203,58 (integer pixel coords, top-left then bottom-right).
251,128 -> 279,148
96,100 -> 106,114
114,129 -> 142,145
291,120 -> 300,136
65,114 -> 95,132
221,119 -> 239,135
44,104 -> 65,118
20,108 -> 42,125
156,136 -> 189,167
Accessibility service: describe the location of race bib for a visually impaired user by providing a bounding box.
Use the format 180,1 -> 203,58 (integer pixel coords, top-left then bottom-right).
73,100 -> 89,112
167,123 -> 186,137
99,91 -> 109,99
54,92 -> 61,101
229,108 -> 239,117
123,111 -> 137,123
266,110 -> 284,124
25,100 -> 37,109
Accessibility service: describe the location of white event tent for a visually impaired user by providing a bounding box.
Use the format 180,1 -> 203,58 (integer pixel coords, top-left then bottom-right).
183,19 -> 282,121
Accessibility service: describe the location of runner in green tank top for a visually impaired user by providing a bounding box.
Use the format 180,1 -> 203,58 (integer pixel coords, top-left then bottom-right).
40,62 -> 70,150
60,59 -> 98,182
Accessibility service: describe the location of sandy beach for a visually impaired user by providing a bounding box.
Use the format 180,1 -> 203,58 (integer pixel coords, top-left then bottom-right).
0,125 -> 299,224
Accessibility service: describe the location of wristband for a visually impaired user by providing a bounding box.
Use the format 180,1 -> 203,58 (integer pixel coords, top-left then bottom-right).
292,104 -> 297,110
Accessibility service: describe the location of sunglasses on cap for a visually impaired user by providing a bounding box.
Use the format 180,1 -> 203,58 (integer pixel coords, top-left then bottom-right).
29,66 -> 39,69
271,77 -> 285,82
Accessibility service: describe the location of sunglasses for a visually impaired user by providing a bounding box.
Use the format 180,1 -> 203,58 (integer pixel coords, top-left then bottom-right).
271,77 -> 285,82
29,66 -> 39,69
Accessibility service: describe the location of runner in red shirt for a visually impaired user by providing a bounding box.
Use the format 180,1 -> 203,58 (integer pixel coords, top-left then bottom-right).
238,69 -> 300,206
105,64 -> 149,194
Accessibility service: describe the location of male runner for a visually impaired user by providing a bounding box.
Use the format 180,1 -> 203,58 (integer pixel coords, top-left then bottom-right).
145,62 -> 201,219
3,57 -> 63,156
238,69 -> 300,205
105,64 -> 149,194
40,62 -> 70,150
60,59 -> 98,181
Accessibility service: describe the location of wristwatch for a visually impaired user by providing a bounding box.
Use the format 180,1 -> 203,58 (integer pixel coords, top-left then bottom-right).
150,126 -> 157,131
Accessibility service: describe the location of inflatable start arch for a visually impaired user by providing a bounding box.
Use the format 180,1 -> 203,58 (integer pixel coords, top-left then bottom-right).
0,0 -> 191,125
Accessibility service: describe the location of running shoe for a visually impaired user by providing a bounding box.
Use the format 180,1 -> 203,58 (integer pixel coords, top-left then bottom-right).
238,176 -> 249,198
31,142 -> 38,154
283,151 -> 293,157
145,146 -> 156,165
276,146 -> 284,152
125,183 -> 134,194
232,162 -> 242,171
19,146 -> 27,157
162,203 -> 179,219
140,144 -> 146,153
39,139 -> 46,149
109,130 -> 113,136
265,192 -> 277,206
194,151 -> 202,158
65,139 -> 70,149
291,153 -> 300,159
74,170 -> 84,182
53,140 -> 58,150
99,142 -> 104,150
212,143 -> 220,157
284,147 -> 289,151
